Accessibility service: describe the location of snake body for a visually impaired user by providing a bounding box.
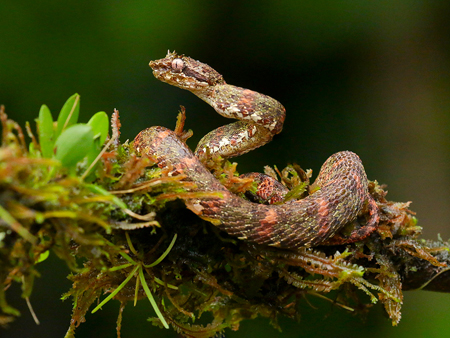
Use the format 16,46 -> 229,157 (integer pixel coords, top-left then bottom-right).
134,51 -> 379,249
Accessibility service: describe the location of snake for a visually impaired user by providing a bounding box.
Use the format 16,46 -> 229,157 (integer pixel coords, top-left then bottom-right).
134,51 -> 379,249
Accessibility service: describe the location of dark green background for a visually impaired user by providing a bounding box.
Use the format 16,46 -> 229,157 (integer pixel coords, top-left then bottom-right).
1,1 -> 450,337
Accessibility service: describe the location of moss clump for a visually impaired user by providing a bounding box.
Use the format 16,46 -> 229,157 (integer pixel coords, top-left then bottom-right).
1,98 -> 449,338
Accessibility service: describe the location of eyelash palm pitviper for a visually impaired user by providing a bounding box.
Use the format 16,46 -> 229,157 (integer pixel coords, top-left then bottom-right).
134,51 -> 379,249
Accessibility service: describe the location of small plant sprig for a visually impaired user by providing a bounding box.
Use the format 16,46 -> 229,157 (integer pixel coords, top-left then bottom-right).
37,93 -> 109,178
90,233 -> 178,328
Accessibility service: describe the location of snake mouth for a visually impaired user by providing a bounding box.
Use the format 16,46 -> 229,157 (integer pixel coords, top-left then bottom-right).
148,60 -> 160,70
149,50 -> 180,74
148,58 -> 178,85
149,59 -> 171,75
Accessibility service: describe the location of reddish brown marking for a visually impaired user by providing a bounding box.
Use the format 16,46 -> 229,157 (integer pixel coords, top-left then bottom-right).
183,156 -> 198,168
200,200 -> 224,215
256,209 -> 279,240
313,198 -> 331,238
317,223 -> 332,238
317,198 -> 330,218
353,172 -> 365,203
242,89 -> 256,97
247,125 -> 255,137
261,209 -> 279,225
240,110 -> 250,117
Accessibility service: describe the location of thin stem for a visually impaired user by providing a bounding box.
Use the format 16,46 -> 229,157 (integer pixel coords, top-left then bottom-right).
138,267 -> 169,329
91,264 -> 140,314
144,234 -> 177,268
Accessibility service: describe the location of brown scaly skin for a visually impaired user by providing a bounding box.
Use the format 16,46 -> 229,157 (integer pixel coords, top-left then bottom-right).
135,51 -> 379,249
149,51 -> 286,165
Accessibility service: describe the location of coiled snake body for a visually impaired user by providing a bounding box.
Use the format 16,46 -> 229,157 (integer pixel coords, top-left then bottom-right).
134,51 -> 379,249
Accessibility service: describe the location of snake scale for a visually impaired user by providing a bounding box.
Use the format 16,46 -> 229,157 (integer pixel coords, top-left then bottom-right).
134,51 -> 379,249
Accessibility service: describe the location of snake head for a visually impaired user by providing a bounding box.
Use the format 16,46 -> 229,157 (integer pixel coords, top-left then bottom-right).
149,51 -> 226,92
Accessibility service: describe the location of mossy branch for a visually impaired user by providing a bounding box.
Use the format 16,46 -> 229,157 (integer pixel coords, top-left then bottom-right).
1,99 -> 449,338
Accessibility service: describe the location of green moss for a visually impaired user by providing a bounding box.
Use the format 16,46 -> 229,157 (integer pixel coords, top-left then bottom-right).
1,99 -> 449,337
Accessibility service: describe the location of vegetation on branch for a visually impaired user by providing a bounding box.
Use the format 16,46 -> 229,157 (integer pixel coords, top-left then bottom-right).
0,95 -> 449,337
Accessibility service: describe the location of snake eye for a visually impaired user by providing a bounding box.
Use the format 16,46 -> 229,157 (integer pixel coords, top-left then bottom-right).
171,58 -> 184,72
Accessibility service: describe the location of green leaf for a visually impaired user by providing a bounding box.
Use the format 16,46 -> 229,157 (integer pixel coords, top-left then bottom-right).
91,264 -> 140,314
55,93 -> 80,139
139,267 -> 169,329
55,124 -> 94,168
84,111 -> 110,178
36,250 -> 50,263
37,105 -> 54,158
87,111 -> 109,146
144,234 -> 177,268
85,184 -> 128,210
